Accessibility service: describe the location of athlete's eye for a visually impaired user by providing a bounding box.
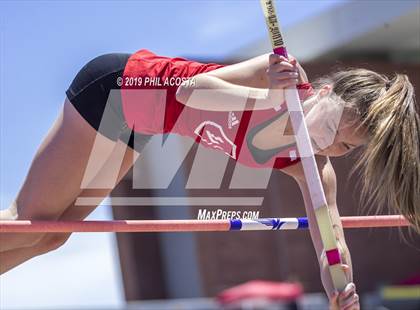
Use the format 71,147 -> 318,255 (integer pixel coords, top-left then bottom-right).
342,143 -> 352,151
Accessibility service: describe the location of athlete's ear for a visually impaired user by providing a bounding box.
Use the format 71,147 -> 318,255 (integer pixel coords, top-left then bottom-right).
318,84 -> 332,97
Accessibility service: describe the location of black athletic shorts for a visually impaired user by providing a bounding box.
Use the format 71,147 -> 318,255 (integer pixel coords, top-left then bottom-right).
66,53 -> 152,152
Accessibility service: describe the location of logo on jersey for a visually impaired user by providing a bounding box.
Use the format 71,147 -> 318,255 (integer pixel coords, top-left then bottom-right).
289,150 -> 297,161
228,111 -> 240,129
194,121 -> 237,159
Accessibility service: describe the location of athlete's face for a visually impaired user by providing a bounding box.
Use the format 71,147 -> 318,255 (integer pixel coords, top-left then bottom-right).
305,85 -> 367,157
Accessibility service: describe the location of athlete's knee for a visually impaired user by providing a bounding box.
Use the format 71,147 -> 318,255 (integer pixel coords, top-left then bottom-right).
8,202 -> 65,249
35,233 -> 72,254
0,202 -> 44,249
4,232 -> 46,250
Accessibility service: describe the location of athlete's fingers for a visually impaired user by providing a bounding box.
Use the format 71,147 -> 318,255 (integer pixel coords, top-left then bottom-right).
283,53 -> 298,68
269,78 -> 299,89
342,294 -> 359,310
267,70 -> 299,81
289,58 -> 297,66
341,283 -> 356,299
340,264 -> 353,282
268,61 -> 296,74
269,53 -> 288,65
338,283 -> 358,310
329,291 -> 340,310
268,62 -> 298,74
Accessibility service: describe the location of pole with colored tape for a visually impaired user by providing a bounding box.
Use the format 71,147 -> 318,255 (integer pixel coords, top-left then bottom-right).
259,0 -> 348,291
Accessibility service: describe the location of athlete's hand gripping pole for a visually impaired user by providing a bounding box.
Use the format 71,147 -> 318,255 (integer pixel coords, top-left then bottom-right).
259,0 -> 349,291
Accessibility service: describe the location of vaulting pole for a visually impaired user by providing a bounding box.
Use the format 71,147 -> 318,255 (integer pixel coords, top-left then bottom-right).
260,0 -> 348,291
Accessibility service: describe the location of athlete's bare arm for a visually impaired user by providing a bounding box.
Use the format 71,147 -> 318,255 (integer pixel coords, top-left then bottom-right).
206,53 -> 307,87
281,156 -> 353,299
176,53 -> 307,111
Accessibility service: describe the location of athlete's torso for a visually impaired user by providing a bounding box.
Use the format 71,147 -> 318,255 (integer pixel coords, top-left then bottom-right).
121,49 -> 313,170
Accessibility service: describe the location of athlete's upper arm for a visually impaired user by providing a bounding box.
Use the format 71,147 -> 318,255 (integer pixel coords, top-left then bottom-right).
205,53 -> 271,88
318,158 -> 337,206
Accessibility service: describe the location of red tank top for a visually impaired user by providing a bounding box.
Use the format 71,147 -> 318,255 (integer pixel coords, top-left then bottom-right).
121,49 -> 314,170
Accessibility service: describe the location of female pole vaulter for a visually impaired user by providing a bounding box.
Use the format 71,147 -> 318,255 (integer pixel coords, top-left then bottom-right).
1,20 -> 418,310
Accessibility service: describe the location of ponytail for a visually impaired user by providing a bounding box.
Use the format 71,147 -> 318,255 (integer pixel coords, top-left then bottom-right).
316,69 -> 420,232
355,74 -> 420,232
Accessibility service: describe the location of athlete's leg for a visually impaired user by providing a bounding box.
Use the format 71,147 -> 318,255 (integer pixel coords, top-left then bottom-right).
0,140 -> 139,274
0,53 -> 139,252
0,100 -> 120,252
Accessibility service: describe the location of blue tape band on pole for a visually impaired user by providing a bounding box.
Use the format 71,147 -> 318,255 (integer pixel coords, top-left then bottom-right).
298,217 -> 309,229
230,219 -> 243,230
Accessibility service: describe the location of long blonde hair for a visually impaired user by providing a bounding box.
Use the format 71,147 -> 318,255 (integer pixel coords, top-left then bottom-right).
317,69 -> 420,232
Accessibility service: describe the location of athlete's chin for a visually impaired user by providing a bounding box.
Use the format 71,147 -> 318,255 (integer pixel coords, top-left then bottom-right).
315,150 -> 328,156
317,150 -> 338,157
323,151 -> 347,157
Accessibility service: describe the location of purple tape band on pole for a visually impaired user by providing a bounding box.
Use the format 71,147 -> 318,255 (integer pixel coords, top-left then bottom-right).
326,249 -> 341,266
273,46 -> 288,58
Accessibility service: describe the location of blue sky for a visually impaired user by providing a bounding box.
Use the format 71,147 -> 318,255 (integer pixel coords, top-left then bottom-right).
0,1 -> 343,308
